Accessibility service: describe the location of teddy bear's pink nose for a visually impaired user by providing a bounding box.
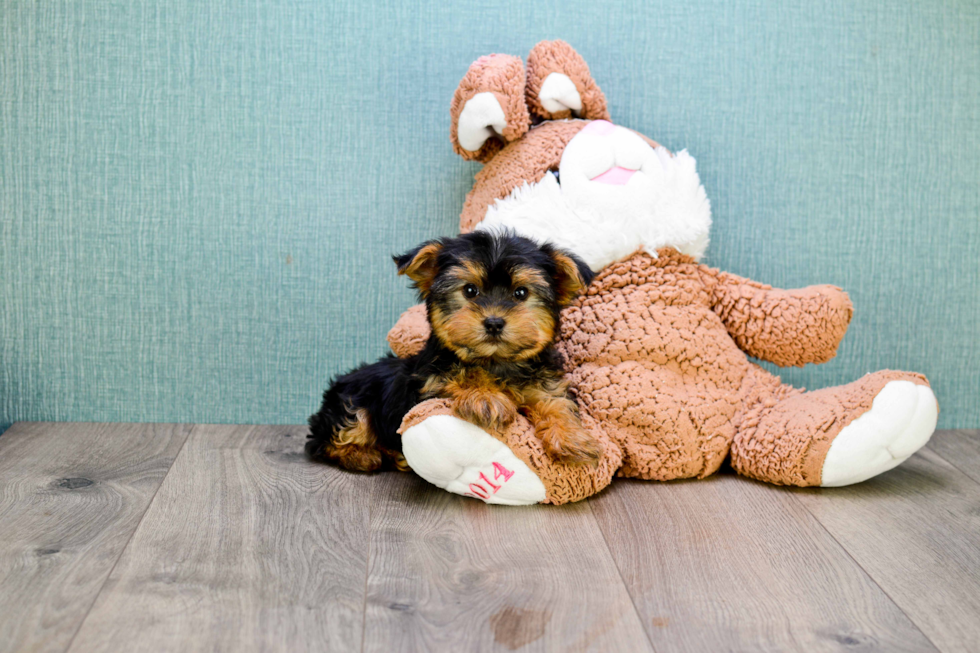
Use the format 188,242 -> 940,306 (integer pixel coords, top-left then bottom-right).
579,120 -> 638,185
582,119 -> 616,136
591,166 -> 637,185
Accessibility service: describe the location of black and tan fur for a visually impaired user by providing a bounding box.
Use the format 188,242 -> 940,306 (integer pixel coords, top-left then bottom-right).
307,230 -> 598,472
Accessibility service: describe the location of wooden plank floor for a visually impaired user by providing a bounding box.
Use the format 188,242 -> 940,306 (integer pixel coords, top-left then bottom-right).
0,424 -> 978,653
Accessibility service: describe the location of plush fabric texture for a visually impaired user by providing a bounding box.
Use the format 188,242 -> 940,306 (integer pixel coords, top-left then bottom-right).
732,370 -> 931,485
450,54 -> 530,162
458,121 -> 662,233
459,121 -> 588,232
478,132 -> 712,271
708,271 -> 854,367
819,379 -> 938,487
393,247 -> 897,491
386,303 -> 429,359
525,40 -> 610,122
557,248 -> 794,482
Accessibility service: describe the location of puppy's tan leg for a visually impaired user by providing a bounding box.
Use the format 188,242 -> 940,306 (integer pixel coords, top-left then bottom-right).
380,448 -> 412,472
524,385 -> 601,465
326,409 -> 383,472
436,369 -> 518,431
452,385 -> 518,431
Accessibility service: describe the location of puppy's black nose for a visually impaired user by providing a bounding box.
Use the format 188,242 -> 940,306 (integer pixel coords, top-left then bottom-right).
483,316 -> 505,336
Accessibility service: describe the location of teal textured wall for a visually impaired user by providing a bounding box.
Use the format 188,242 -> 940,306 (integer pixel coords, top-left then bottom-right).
1,0 -> 978,431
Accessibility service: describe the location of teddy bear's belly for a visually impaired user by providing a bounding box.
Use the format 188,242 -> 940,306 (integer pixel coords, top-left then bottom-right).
558,274 -> 769,481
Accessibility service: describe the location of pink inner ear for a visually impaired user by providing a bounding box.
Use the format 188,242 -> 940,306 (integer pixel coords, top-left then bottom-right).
591,166 -> 637,185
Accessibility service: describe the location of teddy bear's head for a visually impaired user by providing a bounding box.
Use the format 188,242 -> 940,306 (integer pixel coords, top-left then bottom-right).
450,40 -> 712,272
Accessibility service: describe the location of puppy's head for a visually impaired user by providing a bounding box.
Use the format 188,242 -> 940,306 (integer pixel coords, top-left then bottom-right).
394,231 -> 593,362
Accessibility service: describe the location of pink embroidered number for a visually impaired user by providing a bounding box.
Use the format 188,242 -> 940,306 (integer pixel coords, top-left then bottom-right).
467,483 -> 490,499
493,462 -> 514,482
464,462 -> 515,500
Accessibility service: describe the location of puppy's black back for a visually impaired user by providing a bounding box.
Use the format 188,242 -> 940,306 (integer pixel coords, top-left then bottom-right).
306,353 -> 422,460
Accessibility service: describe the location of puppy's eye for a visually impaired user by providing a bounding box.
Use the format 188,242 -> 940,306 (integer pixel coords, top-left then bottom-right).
463,284 -> 480,299
513,287 -> 529,301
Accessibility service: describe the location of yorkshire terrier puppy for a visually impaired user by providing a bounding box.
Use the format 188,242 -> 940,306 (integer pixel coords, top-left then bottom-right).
307,230 -> 600,473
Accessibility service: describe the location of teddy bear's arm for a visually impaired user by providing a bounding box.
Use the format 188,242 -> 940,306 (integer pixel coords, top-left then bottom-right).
387,304 -> 431,358
702,268 -> 854,367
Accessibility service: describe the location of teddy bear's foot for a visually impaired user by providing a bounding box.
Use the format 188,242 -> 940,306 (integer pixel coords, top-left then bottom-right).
820,380 -> 938,487
399,399 -> 622,505
402,414 -> 547,505
731,370 -> 937,487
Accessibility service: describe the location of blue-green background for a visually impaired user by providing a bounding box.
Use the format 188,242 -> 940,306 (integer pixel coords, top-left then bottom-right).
2,0 -> 978,432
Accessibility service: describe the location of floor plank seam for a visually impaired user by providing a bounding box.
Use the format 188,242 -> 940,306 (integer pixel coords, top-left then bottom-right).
786,490 -> 942,652
359,478 -> 375,653
585,496 -> 659,653
60,424 -> 195,653
926,443 -> 980,488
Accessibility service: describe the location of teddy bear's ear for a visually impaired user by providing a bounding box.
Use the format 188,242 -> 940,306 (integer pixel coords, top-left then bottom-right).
450,54 -> 531,163
394,241 -> 444,297
525,40 -> 610,122
543,244 -> 595,306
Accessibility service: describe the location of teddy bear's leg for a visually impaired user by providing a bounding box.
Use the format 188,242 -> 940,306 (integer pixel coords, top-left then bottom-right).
399,399 -> 621,505
730,371 -> 938,487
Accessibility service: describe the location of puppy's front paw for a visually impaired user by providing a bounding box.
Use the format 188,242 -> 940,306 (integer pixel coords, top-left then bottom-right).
452,392 -> 517,431
538,423 -> 602,466
390,452 -> 412,473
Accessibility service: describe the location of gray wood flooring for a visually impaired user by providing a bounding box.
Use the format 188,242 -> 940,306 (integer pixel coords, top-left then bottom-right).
0,423 -> 977,652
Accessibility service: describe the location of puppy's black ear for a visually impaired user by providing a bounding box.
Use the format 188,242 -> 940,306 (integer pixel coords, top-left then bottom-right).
393,240 -> 443,297
544,245 -> 594,306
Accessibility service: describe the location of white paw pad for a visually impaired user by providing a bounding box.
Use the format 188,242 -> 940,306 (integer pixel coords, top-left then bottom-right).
821,380 -> 939,487
401,415 -> 546,505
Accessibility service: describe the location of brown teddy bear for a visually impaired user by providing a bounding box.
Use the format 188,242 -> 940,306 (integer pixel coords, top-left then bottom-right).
387,40 -> 938,505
